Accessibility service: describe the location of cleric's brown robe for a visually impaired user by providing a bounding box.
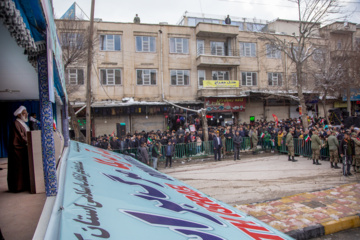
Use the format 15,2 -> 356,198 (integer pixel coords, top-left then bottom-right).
7,120 -> 30,192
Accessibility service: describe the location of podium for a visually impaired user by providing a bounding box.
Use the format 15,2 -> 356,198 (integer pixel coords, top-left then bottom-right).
27,130 -> 64,194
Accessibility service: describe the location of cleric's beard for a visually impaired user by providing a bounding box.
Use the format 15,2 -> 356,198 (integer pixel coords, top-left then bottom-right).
21,114 -> 28,122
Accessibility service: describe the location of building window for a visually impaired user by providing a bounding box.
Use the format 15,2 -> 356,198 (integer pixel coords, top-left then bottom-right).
197,40 -> 205,55
356,38 -> 360,50
336,40 -> 342,50
136,36 -> 156,52
170,70 -> 190,85
210,41 -> 225,56
68,69 -> 84,85
266,44 -> 281,59
100,35 -> 121,51
169,38 -> 189,54
100,69 -> 121,85
212,71 -> 229,80
291,72 -> 307,85
136,69 -> 157,85
240,42 -> 256,57
61,33 -> 84,48
241,72 -> 257,86
198,70 -> 205,87
312,48 -> 325,63
268,73 -> 283,86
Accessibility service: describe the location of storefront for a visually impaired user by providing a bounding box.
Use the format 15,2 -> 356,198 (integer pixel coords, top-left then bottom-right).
204,97 -> 246,126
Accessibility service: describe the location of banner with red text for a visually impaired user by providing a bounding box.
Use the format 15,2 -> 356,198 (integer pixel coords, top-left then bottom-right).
205,97 -> 246,113
51,141 -> 293,240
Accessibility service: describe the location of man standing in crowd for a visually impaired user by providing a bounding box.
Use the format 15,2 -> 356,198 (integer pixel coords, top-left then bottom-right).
165,141 -> 175,168
327,130 -> 340,169
152,141 -> 161,170
138,142 -> 149,165
233,131 -> 242,160
8,105 -> 31,192
340,132 -> 355,176
351,132 -> 360,173
286,128 -> 297,162
251,127 -> 258,154
311,130 -> 322,165
213,132 -> 222,161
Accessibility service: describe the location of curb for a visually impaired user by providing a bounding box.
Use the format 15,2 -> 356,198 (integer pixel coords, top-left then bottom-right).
285,214 -> 360,240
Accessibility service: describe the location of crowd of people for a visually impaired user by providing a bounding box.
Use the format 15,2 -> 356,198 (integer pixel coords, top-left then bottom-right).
91,116 -> 360,177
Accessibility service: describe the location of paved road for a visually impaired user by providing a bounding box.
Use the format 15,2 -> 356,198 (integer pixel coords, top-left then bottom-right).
161,154 -> 359,205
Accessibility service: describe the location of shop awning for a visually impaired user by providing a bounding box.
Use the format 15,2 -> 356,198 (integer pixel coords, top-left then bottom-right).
43,141 -> 294,240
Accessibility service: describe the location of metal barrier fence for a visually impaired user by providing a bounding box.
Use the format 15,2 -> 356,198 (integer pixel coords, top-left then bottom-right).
112,136 -> 337,161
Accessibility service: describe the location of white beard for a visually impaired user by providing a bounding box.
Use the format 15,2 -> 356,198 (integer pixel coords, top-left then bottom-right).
21,114 -> 28,122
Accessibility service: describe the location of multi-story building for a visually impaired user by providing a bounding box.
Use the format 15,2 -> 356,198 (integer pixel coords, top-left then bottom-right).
56,12 -> 359,136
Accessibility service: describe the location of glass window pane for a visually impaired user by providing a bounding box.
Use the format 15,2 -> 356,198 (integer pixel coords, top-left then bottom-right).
136,36 -> 142,51
137,70 -> 143,85
115,35 -> 121,51
242,72 -> 246,85
101,69 -> 106,85
150,37 -> 156,52
151,70 -> 156,85
252,73 -> 257,86
171,71 -> 176,85
170,38 -> 175,53
78,69 -> 84,85
183,39 -> 189,54
115,69 -> 121,84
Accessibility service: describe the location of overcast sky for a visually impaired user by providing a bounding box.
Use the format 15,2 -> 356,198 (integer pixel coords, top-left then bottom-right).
52,0 -> 360,25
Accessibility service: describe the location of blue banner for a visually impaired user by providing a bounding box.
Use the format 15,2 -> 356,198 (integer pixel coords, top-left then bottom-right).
60,3 -> 75,20
57,141 -> 293,239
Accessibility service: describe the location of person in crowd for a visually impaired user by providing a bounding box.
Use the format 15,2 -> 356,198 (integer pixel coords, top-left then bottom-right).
327,130 -> 341,169
8,105 -> 31,192
251,127 -> 258,154
311,130 -> 322,165
213,132 -> 222,161
152,141 -> 161,170
165,141 -> 175,168
196,136 -> 202,154
350,132 -> 360,173
233,130 -> 242,160
339,132 -> 355,176
138,142 -> 150,165
286,128 -> 297,162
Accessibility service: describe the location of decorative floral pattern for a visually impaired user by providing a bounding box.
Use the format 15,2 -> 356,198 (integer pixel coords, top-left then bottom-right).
38,53 -> 58,196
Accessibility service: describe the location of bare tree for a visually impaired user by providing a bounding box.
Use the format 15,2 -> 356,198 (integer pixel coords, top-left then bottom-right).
260,0 -> 343,129
57,19 -> 97,142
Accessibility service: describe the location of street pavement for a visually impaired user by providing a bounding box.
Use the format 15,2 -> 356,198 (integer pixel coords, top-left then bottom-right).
162,152 -> 360,239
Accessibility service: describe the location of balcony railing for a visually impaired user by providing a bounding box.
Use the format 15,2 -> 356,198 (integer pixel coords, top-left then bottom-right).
197,47 -> 239,57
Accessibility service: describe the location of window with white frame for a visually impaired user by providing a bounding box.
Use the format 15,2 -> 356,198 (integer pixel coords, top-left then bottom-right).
268,73 -> 283,86
198,70 -> 205,87
240,42 -> 256,57
197,40 -> 205,55
136,69 -> 157,85
100,69 -> 121,85
169,38 -> 189,54
68,69 -> 84,85
99,35 -> 121,51
135,36 -> 156,52
210,41 -> 225,56
241,72 -> 257,86
170,70 -> 190,85
212,71 -> 229,80
266,44 -> 281,59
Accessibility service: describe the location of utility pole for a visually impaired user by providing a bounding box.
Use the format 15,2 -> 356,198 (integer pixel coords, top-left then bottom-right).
86,0 -> 95,144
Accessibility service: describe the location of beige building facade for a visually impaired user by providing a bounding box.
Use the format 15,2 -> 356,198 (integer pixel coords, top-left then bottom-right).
57,14 -> 359,136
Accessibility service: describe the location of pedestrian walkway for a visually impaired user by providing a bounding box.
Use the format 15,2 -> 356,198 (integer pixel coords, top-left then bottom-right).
235,183 -> 360,240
